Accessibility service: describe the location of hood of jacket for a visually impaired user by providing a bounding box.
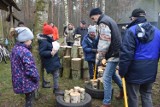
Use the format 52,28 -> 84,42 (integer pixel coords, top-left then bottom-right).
135,22 -> 155,43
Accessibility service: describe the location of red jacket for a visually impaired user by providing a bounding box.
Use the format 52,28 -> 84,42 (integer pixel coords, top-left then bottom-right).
52,26 -> 59,41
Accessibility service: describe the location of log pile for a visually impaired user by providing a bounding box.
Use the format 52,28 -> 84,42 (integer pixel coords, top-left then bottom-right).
85,78 -> 103,90
64,86 -> 85,103
58,45 -> 89,80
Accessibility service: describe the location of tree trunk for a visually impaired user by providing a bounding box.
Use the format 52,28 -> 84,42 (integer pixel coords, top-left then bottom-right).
64,0 -> 69,25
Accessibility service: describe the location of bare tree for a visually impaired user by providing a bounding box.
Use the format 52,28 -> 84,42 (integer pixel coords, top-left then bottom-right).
64,0 -> 69,25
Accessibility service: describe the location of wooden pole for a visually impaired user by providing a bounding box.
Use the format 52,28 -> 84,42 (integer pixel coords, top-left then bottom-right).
122,78 -> 128,107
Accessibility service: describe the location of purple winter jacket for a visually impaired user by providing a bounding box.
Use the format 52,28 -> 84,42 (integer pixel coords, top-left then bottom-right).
10,43 -> 39,94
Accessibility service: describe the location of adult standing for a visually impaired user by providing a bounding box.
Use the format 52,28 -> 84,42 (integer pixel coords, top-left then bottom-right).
64,23 -> 75,46
89,8 -> 123,107
75,20 -> 88,44
119,8 -> 160,107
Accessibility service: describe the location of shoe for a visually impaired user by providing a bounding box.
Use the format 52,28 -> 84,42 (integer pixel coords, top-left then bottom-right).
53,88 -> 64,96
115,90 -> 123,100
100,104 -> 111,107
42,81 -> 51,88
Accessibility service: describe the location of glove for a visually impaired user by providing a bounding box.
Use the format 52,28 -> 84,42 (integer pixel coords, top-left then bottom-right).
92,49 -> 97,52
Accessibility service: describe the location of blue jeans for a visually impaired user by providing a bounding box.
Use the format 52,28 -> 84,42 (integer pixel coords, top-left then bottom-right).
127,83 -> 153,107
87,61 -> 95,79
52,69 -> 60,89
103,62 -> 122,105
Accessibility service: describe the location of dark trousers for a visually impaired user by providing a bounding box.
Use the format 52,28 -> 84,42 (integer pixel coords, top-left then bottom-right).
67,42 -> 73,46
126,82 -> 153,107
87,61 -> 95,79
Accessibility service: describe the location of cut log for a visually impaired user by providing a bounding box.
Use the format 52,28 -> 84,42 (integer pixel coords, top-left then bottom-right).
78,46 -> 83,58
63,56 -> 71,78
58,46 -> 67,59
70,92 -> 81,103
64,90 -> 70,103
65,46 -> 72,56
79,88 -> 85,100
81,57 -> 88,79
71,58 -> 81,80
71,46 -> 78,58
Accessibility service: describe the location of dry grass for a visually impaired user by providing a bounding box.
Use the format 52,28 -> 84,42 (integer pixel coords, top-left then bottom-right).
0,60 -> 160,107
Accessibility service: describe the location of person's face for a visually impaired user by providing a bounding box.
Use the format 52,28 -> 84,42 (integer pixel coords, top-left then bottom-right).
68,24 -> 73,29
90,15 -> 99,23
80,23 -> 86,28
89,32 -> 96,39
24,40 -> 32,46
130,17 -> 137,22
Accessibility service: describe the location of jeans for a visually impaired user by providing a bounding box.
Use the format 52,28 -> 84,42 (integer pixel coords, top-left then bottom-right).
103,61 -> 122,105
87,61 -> 95,79
52,69 -> 60,89
127,83 -> 153,107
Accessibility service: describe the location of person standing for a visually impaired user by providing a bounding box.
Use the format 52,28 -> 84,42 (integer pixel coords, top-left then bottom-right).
119,8 -> 160,107
50,23 -> 59,41
64,23 -> 75,46
75,20 -> 88,44
82,25 -> 98,79
10,27 -> 39,107
37,23 -> 63,95
89,8 -> 123,107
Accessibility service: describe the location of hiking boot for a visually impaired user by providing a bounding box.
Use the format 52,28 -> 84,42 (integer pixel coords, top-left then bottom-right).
115,90 -> 123,100
42,81 -> 51,88
53,88 -> 64,96
25,92 -> 34,107
100,104 -> 111,107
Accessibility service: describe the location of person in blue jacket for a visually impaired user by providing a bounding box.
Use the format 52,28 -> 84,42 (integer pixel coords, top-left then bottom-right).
119,8 -> 160,107
82,25 -> 98,79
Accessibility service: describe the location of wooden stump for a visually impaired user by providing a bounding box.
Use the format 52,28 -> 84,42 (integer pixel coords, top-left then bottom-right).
81,57 -> 89,80
78,47 -> 83,58
58,46 -> 67,59
64,90 -> 70,103
71,46 -> 78,58
65,46 -> 72,56
71,58 -> 81,80
70,92 -> 81,103
63,56 -> 71,78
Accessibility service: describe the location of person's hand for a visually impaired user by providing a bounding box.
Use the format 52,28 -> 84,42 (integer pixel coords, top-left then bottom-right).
51,49 -> 58,56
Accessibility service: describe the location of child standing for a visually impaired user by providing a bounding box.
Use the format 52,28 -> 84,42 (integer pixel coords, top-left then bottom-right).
82,25 -> 98,79
10,27 -> 39,107
37,23 -> 63,95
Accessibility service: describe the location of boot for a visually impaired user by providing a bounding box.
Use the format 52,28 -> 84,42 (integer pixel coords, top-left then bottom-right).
42,80 -> 51,88
100,104 -> 111,107
53,88 -> 64,96
25,92 -> 34,107
115,90 -> 123,100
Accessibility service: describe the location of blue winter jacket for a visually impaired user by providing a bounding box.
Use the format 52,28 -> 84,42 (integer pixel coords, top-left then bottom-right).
82,34 -> 98,61
38,34 -> 61,73
119,22 -> 160,84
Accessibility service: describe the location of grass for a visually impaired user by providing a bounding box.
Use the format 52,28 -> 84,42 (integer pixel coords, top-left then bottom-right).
0,60 -> 160,107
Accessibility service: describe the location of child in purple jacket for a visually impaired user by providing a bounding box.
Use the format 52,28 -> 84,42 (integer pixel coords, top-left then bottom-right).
10,27 -> 39,107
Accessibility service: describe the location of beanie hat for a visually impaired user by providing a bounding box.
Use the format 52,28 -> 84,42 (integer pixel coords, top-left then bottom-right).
80,20 -> 86,25
43,23 -> 53,35
100,27 -> 111,36
15,27 -> 34,42
130,8 -> 146,17
89,8 -> 102,17
88,25 -> 96,33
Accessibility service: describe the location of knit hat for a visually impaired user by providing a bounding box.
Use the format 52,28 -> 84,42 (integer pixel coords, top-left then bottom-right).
80,20 -> 86,25
130,8 -> 146,17
88,25 -> 96,33
43,23 -> 53,35
15,27 -> 34,42
100,27 -> 111,36
89,8 -> 102,17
